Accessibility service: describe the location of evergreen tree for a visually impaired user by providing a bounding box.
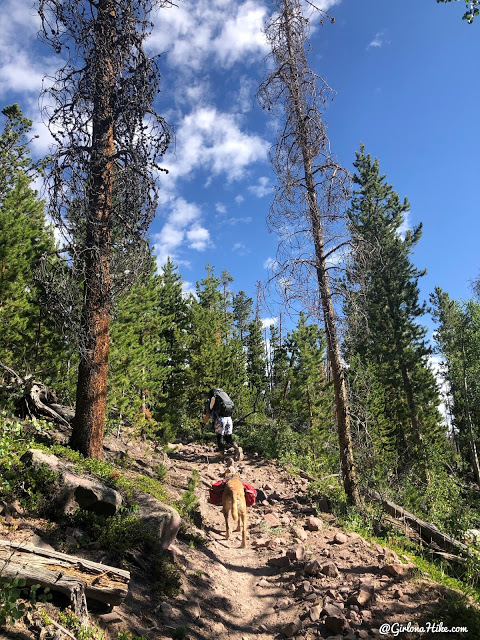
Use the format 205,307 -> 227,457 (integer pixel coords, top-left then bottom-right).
246,318 -> 268,397
108,257 -> 168,432
0,105 -> 63,380
155,258 -> 191,437
283,313 -> 332,432
431,288 -> 480,482
233,291 -> 253,343
345,146 -> 443,474
186,265 -> 248,425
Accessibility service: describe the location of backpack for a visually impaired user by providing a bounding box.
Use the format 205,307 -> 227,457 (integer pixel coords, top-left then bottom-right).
211,388 -> 234,417
209,479 -> 257,507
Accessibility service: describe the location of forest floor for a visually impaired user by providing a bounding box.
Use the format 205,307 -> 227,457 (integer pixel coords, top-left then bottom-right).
0,431 -> 476,640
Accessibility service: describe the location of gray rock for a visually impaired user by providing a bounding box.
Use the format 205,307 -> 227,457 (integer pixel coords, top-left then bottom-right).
135,492 -> 181,550
286,544 -> 306,563
304,559 -> 322,576
267,555 -> 291,568
321,561 -> 339,577
325,613 -> 346,635
281,618 -> 302,638
62,471 -> 123,516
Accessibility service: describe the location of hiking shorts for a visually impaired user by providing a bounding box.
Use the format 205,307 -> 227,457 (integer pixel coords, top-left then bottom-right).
213,416 -> 233,436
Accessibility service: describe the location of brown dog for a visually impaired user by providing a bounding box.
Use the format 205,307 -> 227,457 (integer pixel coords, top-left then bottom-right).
222,470 -> 247,548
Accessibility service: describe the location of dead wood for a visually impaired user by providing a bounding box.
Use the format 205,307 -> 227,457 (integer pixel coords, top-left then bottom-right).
366,489 -> 470,556
0,540 -> 130,607
15,381 -> 73,427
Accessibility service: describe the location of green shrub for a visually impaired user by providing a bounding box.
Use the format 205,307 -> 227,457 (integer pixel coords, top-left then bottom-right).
0,578 -> 51,627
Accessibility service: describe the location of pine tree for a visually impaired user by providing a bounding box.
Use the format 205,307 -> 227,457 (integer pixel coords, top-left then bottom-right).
345,146 -> 443,474
431,288 -> 480,482
0,105 -> 63,381
155,258 -> 191,438
233,291 -> 253,344
283,313 -> 332,432
186,265 -> 248,425
108,257 -> 168,432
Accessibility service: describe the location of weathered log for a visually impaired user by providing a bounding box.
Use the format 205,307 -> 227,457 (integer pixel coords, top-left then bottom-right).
0,540 -> 130,606
15,381 -> 73,427
366,489 -> 470,556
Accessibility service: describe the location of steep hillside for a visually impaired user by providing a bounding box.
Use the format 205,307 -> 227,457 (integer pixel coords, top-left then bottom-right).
0,431 -> 477,640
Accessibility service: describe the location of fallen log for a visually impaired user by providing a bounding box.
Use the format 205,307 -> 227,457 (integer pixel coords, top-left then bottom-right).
365,489 -> 470,557
0,540 -> 130,608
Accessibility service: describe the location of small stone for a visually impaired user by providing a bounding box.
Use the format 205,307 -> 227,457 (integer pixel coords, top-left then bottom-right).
358,631 -> 369,639
160,602 -> 173,617
98,612 -> 123,624
321,561 -> 339,577
292,525 -> 308,541
347,583 -> 374,607
286,544 -> 306,563
263,513 -> 281,527
325,614 -> 346,635
294,580 -> 312,597
307,516 -> 321,531
281,618 -> 302,638
267,555 -> 291,568
322,603 -> 344,618
257,579 -> 270,588
304,559 -> 322,576
385,562 -> 416,578
309,604 -> 322,621
333,532 -> 348,544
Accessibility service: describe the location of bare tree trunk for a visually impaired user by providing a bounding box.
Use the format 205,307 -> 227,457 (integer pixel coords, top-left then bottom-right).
282,2 -> 361,507
70,0 -> 115,459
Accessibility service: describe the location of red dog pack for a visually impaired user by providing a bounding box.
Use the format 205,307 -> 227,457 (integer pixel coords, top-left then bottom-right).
209,479 -> 257,506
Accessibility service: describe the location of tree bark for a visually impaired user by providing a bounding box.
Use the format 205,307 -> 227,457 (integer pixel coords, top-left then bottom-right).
70,0 -> 115,459
282,0 -> 361,508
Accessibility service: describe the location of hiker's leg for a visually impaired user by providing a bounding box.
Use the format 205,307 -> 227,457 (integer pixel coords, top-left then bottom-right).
217,433 -> 225,457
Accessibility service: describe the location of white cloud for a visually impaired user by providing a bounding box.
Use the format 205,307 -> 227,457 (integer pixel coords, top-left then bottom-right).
153,197 -> 209,266
261,316 -> 277,329
248,176 -> 272,198
216,203 -> 227,214
367,31 -> 389,50
187,225 -> 211,251
235,195 -> 245,204
163,107 -> 269,184
263,256 -> 277,270
213,1 -> 269,67
225,216 -> 252,225
232,242 -> 250,255
149,0 -> 269,70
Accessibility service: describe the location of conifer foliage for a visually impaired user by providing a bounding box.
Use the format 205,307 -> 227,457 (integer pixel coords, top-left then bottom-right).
0,105 -> 62,379
344,146 -> 442,477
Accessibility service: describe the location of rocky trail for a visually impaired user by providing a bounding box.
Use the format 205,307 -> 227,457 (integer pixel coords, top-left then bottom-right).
0,435 -> 472,640
152,442 -> 460,640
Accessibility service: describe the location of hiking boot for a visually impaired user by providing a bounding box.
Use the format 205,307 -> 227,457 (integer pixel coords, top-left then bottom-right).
233,444 -> 243,461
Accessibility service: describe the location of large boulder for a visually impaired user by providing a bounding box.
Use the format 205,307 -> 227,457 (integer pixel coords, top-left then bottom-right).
134,492 -> 181,550
61,471 -> 123,516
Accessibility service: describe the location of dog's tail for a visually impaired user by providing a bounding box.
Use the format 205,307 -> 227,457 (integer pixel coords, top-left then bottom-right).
232,497 -> 239,521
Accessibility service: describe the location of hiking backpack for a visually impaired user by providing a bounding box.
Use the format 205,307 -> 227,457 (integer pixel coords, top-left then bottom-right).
211,388 -> 234,417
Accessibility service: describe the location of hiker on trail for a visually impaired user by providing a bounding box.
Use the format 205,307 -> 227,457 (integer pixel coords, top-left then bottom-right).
203,388 -> 242,461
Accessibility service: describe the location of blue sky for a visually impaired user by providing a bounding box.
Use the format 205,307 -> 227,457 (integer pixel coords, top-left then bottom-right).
1,0 -> 479,334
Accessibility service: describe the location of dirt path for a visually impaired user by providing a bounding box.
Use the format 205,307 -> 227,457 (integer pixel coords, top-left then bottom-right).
161,443 -> 452,640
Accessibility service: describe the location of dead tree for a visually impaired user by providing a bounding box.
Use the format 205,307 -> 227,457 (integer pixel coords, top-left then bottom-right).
37,0 -> 172,459
259,0 -> 361,507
